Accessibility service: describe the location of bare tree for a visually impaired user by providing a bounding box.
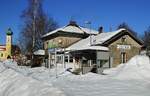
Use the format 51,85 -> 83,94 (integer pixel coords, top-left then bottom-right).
117,22 -> 137,37
19,0 -> 58,54
142,26 -> 150,50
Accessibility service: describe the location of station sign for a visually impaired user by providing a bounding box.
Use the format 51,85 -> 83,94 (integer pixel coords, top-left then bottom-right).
117,45 -> 131,50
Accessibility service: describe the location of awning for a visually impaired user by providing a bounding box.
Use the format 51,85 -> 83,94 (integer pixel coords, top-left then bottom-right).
34,49 -> 45,55
66,45 -> 109,51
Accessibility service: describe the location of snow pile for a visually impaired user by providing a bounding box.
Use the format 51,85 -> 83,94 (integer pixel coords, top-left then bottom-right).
105,55 -> 150,80
52,70 -> 150,96
1,60 -> 73,84
51,56 -> 150,96
1,55 -> 150,96
0,61 -> 65,96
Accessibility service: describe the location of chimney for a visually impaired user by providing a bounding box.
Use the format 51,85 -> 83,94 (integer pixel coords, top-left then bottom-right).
98,26 -> 103,34
68,20 -> 78,27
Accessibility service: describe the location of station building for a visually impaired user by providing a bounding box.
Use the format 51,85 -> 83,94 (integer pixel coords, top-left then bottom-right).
42,21 -> 143,73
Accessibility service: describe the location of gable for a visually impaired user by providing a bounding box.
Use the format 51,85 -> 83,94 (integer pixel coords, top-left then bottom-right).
102,30 -> 143,46
109,35 -> 142,47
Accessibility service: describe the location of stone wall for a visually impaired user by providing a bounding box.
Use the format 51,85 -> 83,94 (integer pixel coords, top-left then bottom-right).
44,36 -> 81,49
109,35 -> 141,67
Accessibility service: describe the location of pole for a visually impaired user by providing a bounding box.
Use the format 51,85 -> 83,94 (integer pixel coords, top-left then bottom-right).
55,48 -> 58,78
62,48 -> 66,69
85,21 -> 92,45
89,23 -> 92,45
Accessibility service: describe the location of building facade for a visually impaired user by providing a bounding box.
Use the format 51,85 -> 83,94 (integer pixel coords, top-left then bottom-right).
42,21 -> 98,67
67,28 -> 143,73
42,22 -> 143,74
108,34 -> 142,67
42,21 -> 97,50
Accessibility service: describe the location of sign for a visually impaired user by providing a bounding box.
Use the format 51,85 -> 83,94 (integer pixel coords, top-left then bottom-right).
48,48 -> 55,53
117,45 -> 131,50
97,51 -> 109,60
48,42 -> 58,49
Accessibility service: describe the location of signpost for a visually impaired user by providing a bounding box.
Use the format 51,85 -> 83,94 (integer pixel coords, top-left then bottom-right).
48,42 -> 58,78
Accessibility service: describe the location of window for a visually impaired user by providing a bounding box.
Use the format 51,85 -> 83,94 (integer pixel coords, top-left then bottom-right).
1,53 -> 3,57
97,59 -> 108,68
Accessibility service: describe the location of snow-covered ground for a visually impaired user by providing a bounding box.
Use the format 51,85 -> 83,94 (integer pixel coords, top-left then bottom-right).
0,55 -> 150,96
0,60 -> 65,96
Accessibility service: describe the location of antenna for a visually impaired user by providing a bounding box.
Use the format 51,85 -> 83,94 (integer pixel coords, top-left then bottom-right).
85,21 -> 92,45
70,15 -> 76,22
70,16 -> 73,21
109,25 -> 112,32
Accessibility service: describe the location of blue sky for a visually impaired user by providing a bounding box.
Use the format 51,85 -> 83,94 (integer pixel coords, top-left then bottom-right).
0,0 -> 150,44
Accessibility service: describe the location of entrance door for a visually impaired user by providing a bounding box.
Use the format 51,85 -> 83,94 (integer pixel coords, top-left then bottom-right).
121,52 -> 126,63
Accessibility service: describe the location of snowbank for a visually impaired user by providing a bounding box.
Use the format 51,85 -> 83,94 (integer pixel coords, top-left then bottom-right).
0,61 -> 65,96
104,55 -> 150,80
51,55 -> 150,96
1,55 -> 150,96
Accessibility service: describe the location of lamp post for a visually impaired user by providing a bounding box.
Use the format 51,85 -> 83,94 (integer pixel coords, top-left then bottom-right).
54,47 -> 58,78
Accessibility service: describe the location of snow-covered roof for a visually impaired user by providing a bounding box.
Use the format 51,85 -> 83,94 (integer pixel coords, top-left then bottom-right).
94,28 -> 126,44
34,49 -> 45,55
0,48 -> 6,51
80,27 -> 98,34
66,36 -> 109,51
66,45 -> 109,51
66,28 -> 126,51
42,24 -> 98,38
0,46 -> 6,51
0,45 -> 6,48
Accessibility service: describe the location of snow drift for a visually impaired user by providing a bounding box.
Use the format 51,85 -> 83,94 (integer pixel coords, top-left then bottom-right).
104,55 -> 150,80
1,55 -> 150,96
0,61 -> 65,96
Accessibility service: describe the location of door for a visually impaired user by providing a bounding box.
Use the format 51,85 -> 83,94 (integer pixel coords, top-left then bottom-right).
121,52 -> 126,63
